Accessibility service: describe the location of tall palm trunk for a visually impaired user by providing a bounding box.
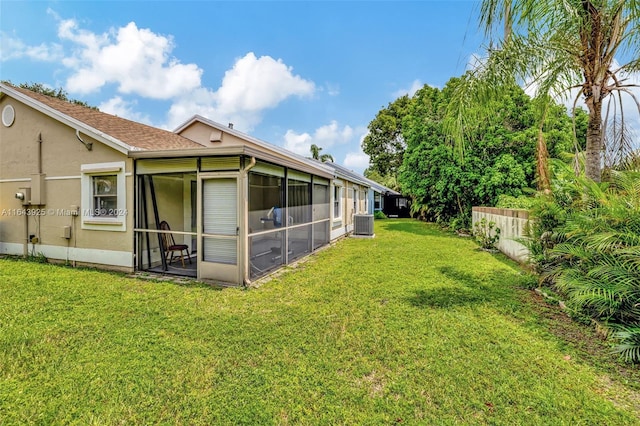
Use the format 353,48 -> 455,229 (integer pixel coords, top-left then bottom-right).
585,98 -> 604,182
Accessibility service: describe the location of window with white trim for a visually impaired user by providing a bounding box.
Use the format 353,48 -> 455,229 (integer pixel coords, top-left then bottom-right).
333,185 -> 342,220
81,161 -> 127,231
92,175 -> 118,216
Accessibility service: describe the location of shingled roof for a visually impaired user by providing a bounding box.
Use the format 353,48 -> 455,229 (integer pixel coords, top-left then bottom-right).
3,83 -> 202,152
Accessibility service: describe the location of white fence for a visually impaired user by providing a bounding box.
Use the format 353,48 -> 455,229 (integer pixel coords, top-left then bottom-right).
472,207 -> 530,262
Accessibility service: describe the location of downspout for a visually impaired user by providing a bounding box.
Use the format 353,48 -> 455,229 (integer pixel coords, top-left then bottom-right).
24,134 -> 43,256
242,156 -> 256,286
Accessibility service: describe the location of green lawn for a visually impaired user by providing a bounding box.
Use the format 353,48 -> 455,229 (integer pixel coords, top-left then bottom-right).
1,219 -> 638,425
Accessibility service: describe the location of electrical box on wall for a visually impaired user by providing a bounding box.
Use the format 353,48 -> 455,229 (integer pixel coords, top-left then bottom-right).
30,173 -> 46,205
62,226 -> 71,239
18,187 -> 31,205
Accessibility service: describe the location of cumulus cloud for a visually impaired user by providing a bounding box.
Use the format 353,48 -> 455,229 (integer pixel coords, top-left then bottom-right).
216,52 -> 315,114
343,151 -> 370,171
283,120 -> 354,155
0,33 -> 63,62
57,19 -> 202,98
5,12 -> 316,133
166,52 -> 316,130
392,79 -> 423,98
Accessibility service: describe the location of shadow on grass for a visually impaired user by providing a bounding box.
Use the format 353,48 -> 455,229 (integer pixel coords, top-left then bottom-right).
406,266 -> 515,309
380,220 -> 458,238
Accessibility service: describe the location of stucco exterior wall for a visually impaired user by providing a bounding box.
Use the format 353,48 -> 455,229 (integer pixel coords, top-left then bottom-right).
0,95 -> 134,270
472,207 -> 530,262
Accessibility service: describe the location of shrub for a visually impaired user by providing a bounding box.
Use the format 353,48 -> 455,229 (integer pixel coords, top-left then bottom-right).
526,163 -> 640,362
473,217 -> 501,250
373,210 -> 387,220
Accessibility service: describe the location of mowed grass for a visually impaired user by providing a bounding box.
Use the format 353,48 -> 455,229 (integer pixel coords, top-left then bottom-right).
1,219 -> 638,425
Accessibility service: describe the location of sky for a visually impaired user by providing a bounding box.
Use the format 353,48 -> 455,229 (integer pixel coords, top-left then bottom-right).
3,1 -> 637,173
0,0 -> 488,173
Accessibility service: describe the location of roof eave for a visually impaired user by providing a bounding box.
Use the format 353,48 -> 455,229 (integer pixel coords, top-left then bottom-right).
0,83 -> 132,155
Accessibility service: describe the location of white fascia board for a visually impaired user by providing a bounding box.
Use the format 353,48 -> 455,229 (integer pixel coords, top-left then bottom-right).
0,83 -> 133,155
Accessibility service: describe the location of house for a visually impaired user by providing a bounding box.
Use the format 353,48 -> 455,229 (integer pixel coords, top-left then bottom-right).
321,161 -> 400,217
0,82 -> 390,285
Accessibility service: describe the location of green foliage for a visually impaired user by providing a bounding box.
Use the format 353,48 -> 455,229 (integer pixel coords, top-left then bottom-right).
397,81 -> 578,227
309,144 -> 333,162
363,168 -> 400,192
612,327 -> 640,364
373,210 -> 387,220
495,194 -> 536,209
26,251 -> 48,264
16,82 -> 98,109
525,163 -> 640,362
462,0 -> 640,182
362,95 -> 412,178
473,217 -> 501,250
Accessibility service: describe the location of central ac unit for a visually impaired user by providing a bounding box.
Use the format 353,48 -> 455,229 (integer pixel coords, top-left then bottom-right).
353,214 -> 374,236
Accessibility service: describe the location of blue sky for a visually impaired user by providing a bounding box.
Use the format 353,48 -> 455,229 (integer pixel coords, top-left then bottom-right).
1,1 -> 487,172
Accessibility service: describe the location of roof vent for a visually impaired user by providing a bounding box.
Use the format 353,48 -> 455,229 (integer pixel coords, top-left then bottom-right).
228,122 -> 234,129
210,130 -> 222,142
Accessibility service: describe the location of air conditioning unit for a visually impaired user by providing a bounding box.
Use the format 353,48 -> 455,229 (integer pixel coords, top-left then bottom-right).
353,214 -> 374,236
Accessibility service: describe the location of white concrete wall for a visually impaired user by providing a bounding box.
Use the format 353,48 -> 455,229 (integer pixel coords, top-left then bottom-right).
472,207 -> 530,262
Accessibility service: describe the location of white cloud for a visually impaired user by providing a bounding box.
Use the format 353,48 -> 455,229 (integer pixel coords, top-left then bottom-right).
343,151 -> 370,171
58,19 -> 202,99
216,52 -> 315,114
392,79 -> 423,98
0,33 -> 63,62
283,120 -> 354,155
99,96 -> 152,125
6,12 -> 316,133
166,52 -> 316,130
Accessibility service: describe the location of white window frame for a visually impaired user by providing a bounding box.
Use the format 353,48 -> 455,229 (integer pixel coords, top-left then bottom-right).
333,185 -> 343,221
81,161 -> 127,231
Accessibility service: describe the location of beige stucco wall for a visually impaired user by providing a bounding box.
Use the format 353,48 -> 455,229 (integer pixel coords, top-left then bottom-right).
0,95 -> 134,270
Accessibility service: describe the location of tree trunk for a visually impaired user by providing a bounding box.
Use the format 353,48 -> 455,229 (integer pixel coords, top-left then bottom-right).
536,126 -> 550,193
585,100 -> 603,182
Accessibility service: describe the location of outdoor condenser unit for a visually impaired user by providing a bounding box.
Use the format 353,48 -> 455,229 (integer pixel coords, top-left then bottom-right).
353,214 -> 374,236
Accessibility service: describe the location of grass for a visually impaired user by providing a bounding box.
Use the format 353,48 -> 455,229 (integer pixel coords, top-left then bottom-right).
1,219 -> 638,424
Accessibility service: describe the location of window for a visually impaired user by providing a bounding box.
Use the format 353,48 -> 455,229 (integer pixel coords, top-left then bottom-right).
92,175 -> 118,216
81,161 -> 126,231
333,186 -> 342,219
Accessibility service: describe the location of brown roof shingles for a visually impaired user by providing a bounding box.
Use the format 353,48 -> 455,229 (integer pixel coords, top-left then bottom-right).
6,84 -> 202,151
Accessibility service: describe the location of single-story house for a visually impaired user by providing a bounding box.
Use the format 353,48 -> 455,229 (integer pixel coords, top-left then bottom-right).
0,82 -> 394,285
321,161 -> 401,216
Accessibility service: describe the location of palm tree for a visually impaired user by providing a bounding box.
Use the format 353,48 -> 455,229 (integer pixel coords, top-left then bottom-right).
449,0 -> 640,184
309,144 -> 334,162
310,144 -> 321,160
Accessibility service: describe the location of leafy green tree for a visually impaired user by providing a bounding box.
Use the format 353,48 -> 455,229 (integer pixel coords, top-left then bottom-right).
450,0 -> 640,183
363,168 -> 399,191
361,95 -> 411,179
399,81 -> 570,228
